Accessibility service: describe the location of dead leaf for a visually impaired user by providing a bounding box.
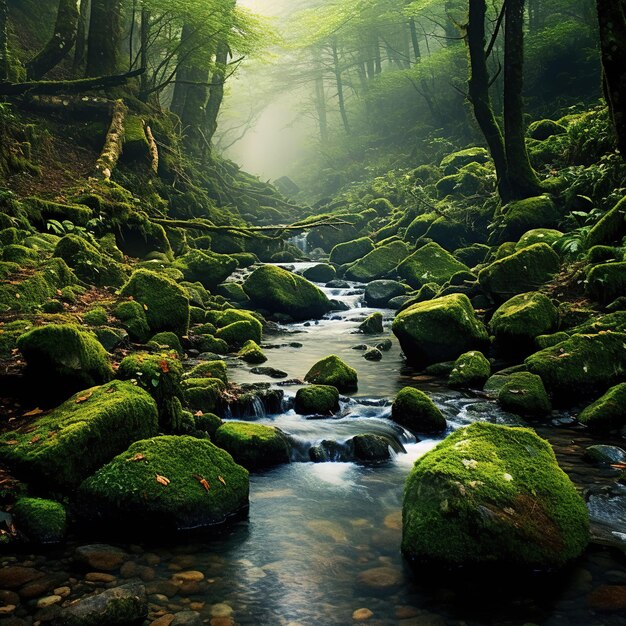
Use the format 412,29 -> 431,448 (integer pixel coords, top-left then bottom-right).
143,304 -> 148,311
1,440 -> 18,445
23,407 -> 44,417
75,391 -> 93,404
156,474 -> 170,486
193,474 -> 210,491
127,453 -> 146,463
159,360 -> 170,374
194,410 -> 203,417
611,462 -> 626,470
29,434 -> 41,444
218,476 -> 226,487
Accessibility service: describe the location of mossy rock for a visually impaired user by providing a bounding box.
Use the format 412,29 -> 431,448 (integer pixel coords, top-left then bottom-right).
344,240 -> 409,283
173,250 -> 238,290
497,372 -> 551,417
402,422 -> 589,568
535,331 -> 570,350
114,300 -> 150,342
238,340 -> 267,364
587,196 -> 626,248
83,307 -> 108,326
586,262 -> 626,304
1,244 -> 38,265
214,422 -> 290,470
194,334 -> 229,355
397,283 -> 441,313
440,147 -> 490,175
243,265 -> 331,321
17,324 -> 113,398
120,269 -> 190,337
425,217 -> 475,251
116,219 -> 172,259
528,119 -> 567,140
404,213 -> 437,243
215,282 -> 250,305
186,360 -> 228,384
478,243 -> 560,301
303,264 -> 336,283
215,320 -> 262,348
454,243 -> 491,268
364,280 -> 409,307
359,312 -> 384,334
490,292 -> 559,352
13,498 -> 66,544
23,197 -> 92,227
578,383 -> 626,433
515,229 -> 563,251
391,387 -> 446,433
304,355 -> 358,392
392,294 -> 489,367
497,196 -> 562,242
78,435 -> 249,532
397,242 -> 469,289
294,385 -> 340,415
448,351 -> 491,389
0,381 -> 158,490
587,245 -> 622,264
230,252 -> 258,268
194,412 -> 223,438
329,237 -> 374,266
184,380 -> 224,414
147,331 -> 183,357
93,326 -> 128,352
525,332 -> 626,401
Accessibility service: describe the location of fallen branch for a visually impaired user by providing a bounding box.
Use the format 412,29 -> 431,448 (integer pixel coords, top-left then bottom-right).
94,99 -> 127,180
145,125 -> 159,174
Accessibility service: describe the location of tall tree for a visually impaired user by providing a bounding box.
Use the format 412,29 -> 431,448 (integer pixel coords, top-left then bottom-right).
204,39 -> 229,145
0,0 -> 8,81
596,0 -> 626,158
86,0 -> 122,76
73,0 -> 91,75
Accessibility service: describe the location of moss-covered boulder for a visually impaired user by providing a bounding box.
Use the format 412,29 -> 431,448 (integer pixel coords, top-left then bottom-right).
303,263 -> 336,283
13,498 -> 67,544
238,340 -> 267,364
329,237 -> 374,266
17,324 -> 113,397
83,307 -> 108,326
304,355 -> 358,392
515,229 -> 563,251
184,378 -> 224,414
173,250 -> 238,290
525,332 -> 626,401
215,320 -> 262,348
119,269 -> 190,337
344,240 -> 409,282
294,385 -> 340,415
0,381 -> 158,490
391,387 -> 446,433
364,280 -> 409,307
392,293 -> 489,367
490,292 -> 559,351
78,436 -> 249,532
497,196 -> 562,242
448,351 -> 491,389
586,262 -> 626,304
215,282 -> 250,305
359,312 -> 384,334
586,196 -> 626,248
396,242 -> 469,289
578,383 -> 626,433
402,422 -> 589,568
243,265 -> 331,321
528,119 -> 567,140
113,300 -> 150,342
478,243 -> 560,301
497,372 -> 551,417
186,360 -> 228,384
440,147 -> 490,175
214,422 -> 290,470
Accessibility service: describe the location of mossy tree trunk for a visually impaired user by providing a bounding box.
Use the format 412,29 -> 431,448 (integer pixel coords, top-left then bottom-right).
0,0 -> 8,81
139,7 -> 150,100
409,17 -> 421,64
204,39 -> 228,146
86,0 -> 122,77
503,0 -> 544,199
331,37 -> 350,135
596,0 -> 626,159
94,99 -> 126,179
73,0 -> 90,75
27,0 -> 79,79
170,23 -> 194,117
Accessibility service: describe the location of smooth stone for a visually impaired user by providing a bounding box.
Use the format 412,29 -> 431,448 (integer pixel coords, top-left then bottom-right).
383,511 -> 402,530
74,544 -> 127,571
584,445 -> 626,465
54,586 -> 71,598
150,615 -> 176,626
36,595 -> 62,608
395,606 -> 420,619
357,567 -> 403,589
352,607 -> 374,620
0,590 -> 19,605
210,618 -> 235,626
85,572 -> 117,583
0,605 -> 16,615
171,571 -> 204,583
171,609 -> 203,625
210,603 -> 233,617
0,566 -> 43,589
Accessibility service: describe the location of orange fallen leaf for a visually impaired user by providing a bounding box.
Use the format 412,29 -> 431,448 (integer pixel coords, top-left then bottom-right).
23,407 -> 44,417
159,360 -> 170,374
218,476 -> 226,486
29,434 -> 41,444
75,391 -> 93,404
156,474 -> 170,486
2,440 -> 18,445
193,474 -> 210,491
127,453 -> 146,463
194,410 -> 203,417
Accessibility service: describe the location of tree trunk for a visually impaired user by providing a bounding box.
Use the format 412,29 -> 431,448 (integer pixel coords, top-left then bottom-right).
0,0 -> 8,81
204,39 -> 228,145
169,23 -> 194,117
94,98 -> 127,179
181,64 -> 210,154
313,48 -> 328,142
73,0 -> 90,75
409,17 -> 421,64
331,37 -> 350,134
139,7 -> 150,100
467,0 -> 511,201
503,0 -> 543,198
596,0 -> 626,158
86,0 -> 122,77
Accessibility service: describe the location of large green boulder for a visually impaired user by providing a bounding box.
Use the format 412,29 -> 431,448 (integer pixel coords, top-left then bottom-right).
359,312 -> 384,334
497,196 -> 562,242
392,293 -> 489,367
237,340 -> 267,364
490,292 -> 559,350
0,381 -> 158,490
119,269 -> 190,337
173,250 -> 237,290
586,262 -> 626,304
515,228 -> 564,251
448,350 -> 491,389
478,243 -> 560,301
586,196 -> 626,248
78,435 -> 249,531
329,237 -> 374,266
13,498 -> 67,544
396,242 -> 469,289
402,422 -> 589,568
303,263 -> 336,283
364,280 -> 409,307
578,383 -> 626,433
344,240 -> 409,282
528,119 -> 567,140
243,265 -> 331,321
294,385 -> 340,415
526,332 -> 626,401
497,372 -> 551,417
215,320 -> 262,348
304,355 -> 358,392
391,387 -> 446,433
214,422 -> 290,470
440,147 -> 490,175
17,324 -> 113,397
113,300 -> 150,342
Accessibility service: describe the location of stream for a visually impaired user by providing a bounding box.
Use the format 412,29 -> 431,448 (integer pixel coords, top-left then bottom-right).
3,263 -> 626,625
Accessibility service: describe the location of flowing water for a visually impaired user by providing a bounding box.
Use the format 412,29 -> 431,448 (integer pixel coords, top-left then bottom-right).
4,263 -> 626,625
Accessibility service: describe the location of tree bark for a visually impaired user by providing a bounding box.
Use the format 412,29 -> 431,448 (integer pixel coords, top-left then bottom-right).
331,37 -> 350,134
139,7 -> 150,100
94,98 -> 127,179
181,64 -> 210,154
596,0 -> 626,158
503,0 -> 543,198
204,39 -> 228,145
313,48 -> 328,142
73,0 -> 90,75
86,0 -> 122,77
169,23 -> 194,117
409,17 -> 421,64
0,0 -> 8,81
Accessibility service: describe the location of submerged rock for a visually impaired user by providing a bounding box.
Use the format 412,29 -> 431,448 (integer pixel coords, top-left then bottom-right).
402,422 -> 589,568
304,355 -> 358,392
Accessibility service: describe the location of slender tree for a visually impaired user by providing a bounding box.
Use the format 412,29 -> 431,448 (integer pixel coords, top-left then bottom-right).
0,0 -> 8,81
331,36 -> 350,134
204,39 -> 229,145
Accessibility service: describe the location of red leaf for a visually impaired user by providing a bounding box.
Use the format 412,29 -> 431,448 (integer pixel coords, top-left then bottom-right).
159,360 -> 170,374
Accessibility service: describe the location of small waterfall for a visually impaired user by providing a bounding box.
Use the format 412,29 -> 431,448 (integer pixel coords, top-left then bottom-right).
288,233 -> 308,254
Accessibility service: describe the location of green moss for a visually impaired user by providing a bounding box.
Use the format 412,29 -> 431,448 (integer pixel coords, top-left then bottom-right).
1,244 -> 38,265
344,240 -> 409,282
396,242 -> 469,289
478,243 -> 560,301
119,269 -> 190,337
391,387 -> 446,433
497,196 -> 562,242
578,383 -> 626,433
454,243 -> 491,268
586,196 -> 626,248
490,292 -> 559,350
13,497 -> 66,544
587,245 -> 622,264
330,237 -> 374,266
215,282 -> 250,305
186,360 -> 228,384
448,351 -> 491,389
122,115 -> 149,160
113,300 -> 150,342
17,324 -> 113,394
23,196 -> 92,227
525,332 -> 626,401
402,423 -> 589,567
528,119 -> 567,140
117,218 -> 172,259
243,265 -> 331,321
117,352 -> 184,431
100,232 -> 124,262
535,331 -> 570,349
404,213 -> 437,244
294,385 -> 340,415
184,381 -> 224,413
230,252 -> 258,268
189,306 -> 206,324
392,293 -> 489,367
182,281 -> 211,308
147,331 -> 183,357
498,372 -> 551,416
194,412 -> 222,437
78,435 -> 249,531
23,233 -> 60,253
0,320 -> 32,358
303,264 -> 336,283
83,307 -> 108,326
359,312 -> 383,334
586,262 -> 626,304
304,355 -> 358,392
195,334 -> 229,355
173,250 -> 238,290
515,229 -> 564,251
238,340 -> 267,364
0,381 -> 158,490
215,320 -> 262,349
214,422 -> 290,470
440,147 -> 490,175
